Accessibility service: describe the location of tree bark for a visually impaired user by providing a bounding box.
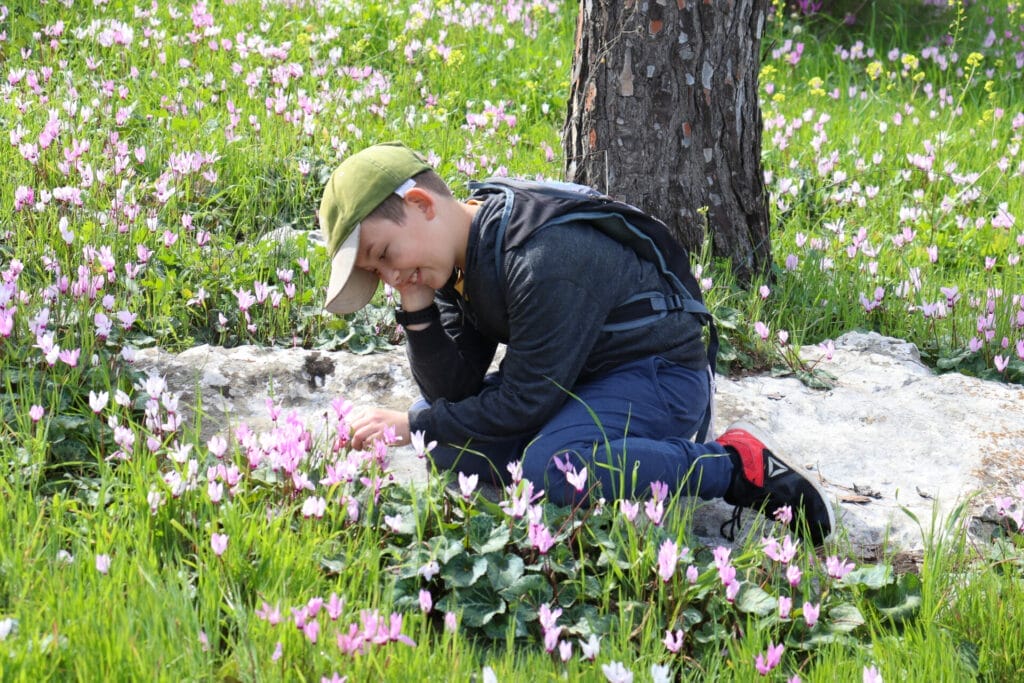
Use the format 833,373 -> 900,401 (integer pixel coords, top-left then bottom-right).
563,0 -> 772,285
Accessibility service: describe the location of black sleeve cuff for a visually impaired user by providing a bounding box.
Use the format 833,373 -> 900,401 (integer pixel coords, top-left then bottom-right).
395,303 -> 440,328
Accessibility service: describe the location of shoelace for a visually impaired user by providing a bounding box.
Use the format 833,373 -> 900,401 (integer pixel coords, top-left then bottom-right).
719,505 -> 744,542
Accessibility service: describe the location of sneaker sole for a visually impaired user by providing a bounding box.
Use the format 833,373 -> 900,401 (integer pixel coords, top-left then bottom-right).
727,420 -> 836,544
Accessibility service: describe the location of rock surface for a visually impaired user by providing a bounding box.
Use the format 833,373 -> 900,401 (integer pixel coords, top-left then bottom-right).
137,331 -> 1024,558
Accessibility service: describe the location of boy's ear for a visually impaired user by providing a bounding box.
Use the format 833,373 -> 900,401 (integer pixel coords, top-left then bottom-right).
403,186 -> 436,220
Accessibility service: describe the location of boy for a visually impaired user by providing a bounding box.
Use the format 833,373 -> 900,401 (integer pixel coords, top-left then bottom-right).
319,141 -> 834,544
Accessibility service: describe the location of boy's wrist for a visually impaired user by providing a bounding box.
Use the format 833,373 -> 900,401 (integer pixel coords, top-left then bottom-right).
395,303 -> 439,329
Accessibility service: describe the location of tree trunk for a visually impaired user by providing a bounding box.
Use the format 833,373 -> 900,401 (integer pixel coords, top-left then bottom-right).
563,0 -> 772,285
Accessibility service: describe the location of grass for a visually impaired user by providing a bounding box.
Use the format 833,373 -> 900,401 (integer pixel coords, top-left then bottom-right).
2,0 -> 1024,680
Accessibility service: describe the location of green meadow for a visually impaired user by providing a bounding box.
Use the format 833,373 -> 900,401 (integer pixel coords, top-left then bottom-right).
2,0 -> 1023,680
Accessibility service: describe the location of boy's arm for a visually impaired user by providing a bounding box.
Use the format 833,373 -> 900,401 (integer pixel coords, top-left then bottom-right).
403,294 -> 498,402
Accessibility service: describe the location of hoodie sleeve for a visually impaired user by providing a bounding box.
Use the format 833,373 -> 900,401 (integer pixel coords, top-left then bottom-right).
403,293 -> 498,402
409,224 -> 628,445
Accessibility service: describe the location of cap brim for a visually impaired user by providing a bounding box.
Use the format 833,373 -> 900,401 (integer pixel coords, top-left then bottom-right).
324,224 -> 379,315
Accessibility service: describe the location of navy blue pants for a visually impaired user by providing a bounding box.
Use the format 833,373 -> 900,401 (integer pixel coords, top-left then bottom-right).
419,356 -> 733,506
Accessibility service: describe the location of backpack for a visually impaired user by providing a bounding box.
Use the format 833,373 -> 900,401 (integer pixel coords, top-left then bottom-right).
468,178 -> 719,441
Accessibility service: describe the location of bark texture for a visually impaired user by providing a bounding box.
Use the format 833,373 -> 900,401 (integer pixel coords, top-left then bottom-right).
563,0 -> 771,284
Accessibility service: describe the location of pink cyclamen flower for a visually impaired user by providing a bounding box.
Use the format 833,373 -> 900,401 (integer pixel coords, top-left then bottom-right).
565,466 -> 588,492
409,429 -> 437,458
663,628 -> 684,653
755,642 -> 784,675
863,664 -> 883,683
786,563 -> 803,586
656,539 -> 679,582
620,500 -> 639,522
418,589 -> 432,614
528,522 -> 556,554
458,471 -> 478,498
558,639 -> 572,662
256,601 -> 283,625
543,625 -> 563,653
211,533 -> 229,556
579,634 -> 601,660
29,405 -> 45,422
773,505 -> 793,525
825,555 -> 855,580
301,496 -> 326,519
601,661 -> 634,683
444,611 -> 458,633
779,595 -> 793,619
58,348 -> 80,367
644,498 -> 664,525
686,565 -> 699,583
327,593 -> 345,621
95,554 -> 111,574
762,534 -> 799,564
803,601 -> 820,627
754,321 -> 770,341
538,603 -> 562,632
88,390 -> 108,413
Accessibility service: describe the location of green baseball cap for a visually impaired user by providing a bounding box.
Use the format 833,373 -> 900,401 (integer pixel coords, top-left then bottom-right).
319,141 -> 432,315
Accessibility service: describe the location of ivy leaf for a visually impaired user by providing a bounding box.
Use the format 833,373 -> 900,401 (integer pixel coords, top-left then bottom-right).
428,535 -> 465,564
468,515 -> 511,555
826,603 -> 865,633
498,573 -> 553,607
486,553 -> 525,592
319,551 -> 347,575
841,563 -> 893,590
871,572 -> 922,624
439,584 -> 506,628
734,583 -> 777,616
482,609 -> 530,640
441,553 -> 488,588
545,543 -> 578,578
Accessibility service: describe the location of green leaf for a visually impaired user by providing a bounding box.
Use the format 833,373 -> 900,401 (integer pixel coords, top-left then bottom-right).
871,573 -> 922,624
439,584 -> 506,628
441,553 -> 488,588
796,367 -> 837,390
734,583 -> 776,616
486,553 -> 525,592
468,515 -> 511,554
498,573 -> 553,606
826,603 -> 865,633
482,609 -> 530,640
545,543 -> 578,578
319,551 -> 347,574
936,348 -> 971,370
841,563 -> 893,590
428,535 -> 465,564
381,504 -> 417,535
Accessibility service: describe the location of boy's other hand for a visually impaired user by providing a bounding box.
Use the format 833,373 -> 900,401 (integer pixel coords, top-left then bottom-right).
349,407 -> 410,451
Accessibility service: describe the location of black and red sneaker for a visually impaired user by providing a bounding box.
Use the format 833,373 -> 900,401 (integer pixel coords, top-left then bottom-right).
717,421 -> 835,546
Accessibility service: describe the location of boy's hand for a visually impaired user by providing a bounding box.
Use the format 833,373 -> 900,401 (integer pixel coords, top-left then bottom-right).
396,283 -> 435,312
349,407 -> 410,451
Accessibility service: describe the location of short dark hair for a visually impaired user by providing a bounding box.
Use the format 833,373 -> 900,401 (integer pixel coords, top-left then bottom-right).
366,169 -> 452,224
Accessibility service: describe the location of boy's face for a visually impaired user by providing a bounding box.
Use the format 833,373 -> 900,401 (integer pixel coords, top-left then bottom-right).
354,197 -> 454,294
